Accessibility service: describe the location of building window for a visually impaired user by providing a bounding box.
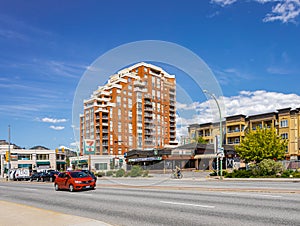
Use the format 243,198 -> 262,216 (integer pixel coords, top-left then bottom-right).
95,163 -> 107,170
117,96 -> 121,106
36,154 -> 49,160
128,98 -> 132,108
280,119 -> 288,128
18,154 -> 32,160
234,138 -> 240,144
281,133 -> 288,139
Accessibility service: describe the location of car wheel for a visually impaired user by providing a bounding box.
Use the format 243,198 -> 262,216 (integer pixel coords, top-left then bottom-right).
69,184 -> 74,192
54,183 -> 59,191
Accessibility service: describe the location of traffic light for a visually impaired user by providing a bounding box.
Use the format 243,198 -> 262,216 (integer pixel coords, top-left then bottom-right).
5,151 -> 10,162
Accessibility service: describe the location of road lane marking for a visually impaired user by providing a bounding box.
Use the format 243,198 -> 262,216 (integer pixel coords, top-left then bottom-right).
221,192 -> 282,198
160,201 -> 215,208
24,188 -> 38,191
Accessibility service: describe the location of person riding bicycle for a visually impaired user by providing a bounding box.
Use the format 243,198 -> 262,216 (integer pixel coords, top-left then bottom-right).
175,166 -> 181,178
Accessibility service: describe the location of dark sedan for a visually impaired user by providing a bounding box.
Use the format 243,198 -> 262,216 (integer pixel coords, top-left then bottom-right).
41,171 -> 59,182
30,172 -> 43,182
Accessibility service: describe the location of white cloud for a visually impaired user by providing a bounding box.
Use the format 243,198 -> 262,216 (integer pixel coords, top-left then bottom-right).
176,90 -> 300,138
211,0 -> 237,7
41,117 -> 67,123
211,0 -> 300,23
49,125 -> 65,130
262,0 -> 300,23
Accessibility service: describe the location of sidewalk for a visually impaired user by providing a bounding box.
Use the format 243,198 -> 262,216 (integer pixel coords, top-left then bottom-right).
0,200 -> 112,226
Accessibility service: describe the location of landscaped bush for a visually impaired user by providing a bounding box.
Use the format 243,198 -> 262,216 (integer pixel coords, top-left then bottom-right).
225,169 -> 253,178
292,171 -> 300,178
115,169 -> 125,177
251,159 -> 284,177
129,165 -> 143,177
95,171 -> 105,177
281,169 -> 293,178
105,170 -> 115,177
142,170 -> 149,177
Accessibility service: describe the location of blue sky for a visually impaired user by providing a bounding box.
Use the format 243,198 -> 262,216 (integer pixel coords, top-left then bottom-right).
1,0 -> 300,150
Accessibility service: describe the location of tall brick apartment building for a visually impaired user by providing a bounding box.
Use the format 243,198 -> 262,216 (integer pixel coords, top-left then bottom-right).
80,62 -> 177,156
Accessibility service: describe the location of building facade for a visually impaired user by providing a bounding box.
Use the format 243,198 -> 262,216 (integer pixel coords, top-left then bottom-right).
0,144 -> 67,177
80,62 -> 177,156
188,107 -> 300,160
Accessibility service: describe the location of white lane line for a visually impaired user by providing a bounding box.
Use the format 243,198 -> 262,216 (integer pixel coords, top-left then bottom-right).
221,192 -> 282,198
24,188 -> 38,191
160,201 -> 215,208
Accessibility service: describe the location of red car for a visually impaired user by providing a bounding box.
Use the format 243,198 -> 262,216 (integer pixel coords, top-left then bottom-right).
54,171 -> 96,192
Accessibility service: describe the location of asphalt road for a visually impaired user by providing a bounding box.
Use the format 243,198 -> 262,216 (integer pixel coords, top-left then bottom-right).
1,179 -> 300,226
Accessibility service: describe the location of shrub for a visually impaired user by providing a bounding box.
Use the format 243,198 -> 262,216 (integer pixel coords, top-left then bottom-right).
129,165 -> 143,177
281,170 -> 293,178
225,169 -> 253,178
106,170 -> 115,177
95,171 -> 105,177
115,169 -> 125,177
142,170 -> 149,177
292,171 -> 300,178
252,159 -> 284,177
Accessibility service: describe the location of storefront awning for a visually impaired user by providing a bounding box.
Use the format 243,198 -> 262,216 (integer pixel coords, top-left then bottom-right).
71,160 -> 88,164
128,156 -> 162,163
37,161 -> 50,165
194,154 -> 217,159
56,161 -> 66,164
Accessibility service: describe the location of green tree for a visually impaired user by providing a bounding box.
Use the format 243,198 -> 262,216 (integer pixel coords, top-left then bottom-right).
235,127 -> 287,163
197,136 -> 208,144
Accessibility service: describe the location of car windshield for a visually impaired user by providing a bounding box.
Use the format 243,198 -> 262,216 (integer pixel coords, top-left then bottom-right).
70,172 -> 89,178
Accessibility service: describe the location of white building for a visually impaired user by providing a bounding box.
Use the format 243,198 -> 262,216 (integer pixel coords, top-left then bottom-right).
0,144 -> 66,177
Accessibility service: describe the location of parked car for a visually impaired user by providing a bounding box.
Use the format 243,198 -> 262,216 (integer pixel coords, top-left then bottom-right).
30,172 -> 44,182
41,171 -> 59,182
54,171 -> 96,192
80,170 -> 97,182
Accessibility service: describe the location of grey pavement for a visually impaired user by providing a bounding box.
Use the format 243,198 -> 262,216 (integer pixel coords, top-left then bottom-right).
1,171 -> 300,226
0,200 -> 112,226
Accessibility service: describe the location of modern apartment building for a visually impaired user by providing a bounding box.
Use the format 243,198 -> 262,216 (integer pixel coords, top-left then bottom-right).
188,107 -> 300,160
80,62 -> 177,156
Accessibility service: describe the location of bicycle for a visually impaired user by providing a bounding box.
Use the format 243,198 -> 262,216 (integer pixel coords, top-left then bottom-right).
171,169 -> 183,179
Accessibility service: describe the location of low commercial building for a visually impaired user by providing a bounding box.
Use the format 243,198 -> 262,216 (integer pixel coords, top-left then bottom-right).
69,155 -> 126,172
0,143 -> 66,177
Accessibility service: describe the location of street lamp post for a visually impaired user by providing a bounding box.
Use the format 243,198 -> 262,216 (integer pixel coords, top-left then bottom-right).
203,90 -> 223,179
8,125 -> 11,170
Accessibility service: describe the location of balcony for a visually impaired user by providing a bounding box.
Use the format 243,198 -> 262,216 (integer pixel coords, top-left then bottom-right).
144,101 -> 152,106
134,80 -> 146,87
